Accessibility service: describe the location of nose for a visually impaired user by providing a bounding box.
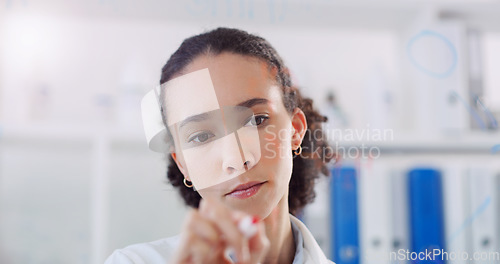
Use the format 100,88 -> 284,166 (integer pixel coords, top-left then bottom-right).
220,133 -> 256,176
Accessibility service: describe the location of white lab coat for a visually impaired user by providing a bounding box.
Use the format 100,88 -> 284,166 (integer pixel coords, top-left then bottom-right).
105,214 -> 334,264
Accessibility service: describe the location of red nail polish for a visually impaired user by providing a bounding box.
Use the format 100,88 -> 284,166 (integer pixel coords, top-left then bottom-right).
252,216 -> 260,224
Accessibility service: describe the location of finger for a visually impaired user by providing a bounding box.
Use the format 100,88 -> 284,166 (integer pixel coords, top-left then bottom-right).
248,220 -> 270,263
190,239 -> 220,264
181,210 -> 221,244
171,210 -> 198,263
191,240 -> 211,264
173,210 -> 221,263
190,211 -> 221,245
169,231 -> 193,263
210,241 -> 231,264
199,198 -> 250,263
177,232 -> 231,264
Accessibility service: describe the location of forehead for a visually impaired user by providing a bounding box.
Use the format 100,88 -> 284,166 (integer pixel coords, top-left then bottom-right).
164,53 -> 281,126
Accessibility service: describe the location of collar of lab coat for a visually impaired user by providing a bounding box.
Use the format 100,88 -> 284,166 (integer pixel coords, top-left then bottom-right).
289,214 -> 334,264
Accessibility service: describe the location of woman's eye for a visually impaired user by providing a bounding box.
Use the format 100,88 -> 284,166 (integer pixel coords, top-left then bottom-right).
245,114 -> 269,127
188,132 -> 215,144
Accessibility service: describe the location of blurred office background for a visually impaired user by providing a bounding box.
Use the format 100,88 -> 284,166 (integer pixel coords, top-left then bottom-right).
0,0 -> 499,263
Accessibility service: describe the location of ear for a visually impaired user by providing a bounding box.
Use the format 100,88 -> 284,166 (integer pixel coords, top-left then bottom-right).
170,151 -> 190,181
290,108 -> 307,149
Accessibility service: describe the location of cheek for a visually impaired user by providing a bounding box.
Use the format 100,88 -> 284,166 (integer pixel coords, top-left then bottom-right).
261,133 -> 293,197
180,129 -> 262,191
179,146 -> 219,185
260,124 -> 294,174
197,187 -> 216,200
181,135 -> 236,190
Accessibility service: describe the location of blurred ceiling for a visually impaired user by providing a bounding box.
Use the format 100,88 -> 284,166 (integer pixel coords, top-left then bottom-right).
1,0 -> 500,31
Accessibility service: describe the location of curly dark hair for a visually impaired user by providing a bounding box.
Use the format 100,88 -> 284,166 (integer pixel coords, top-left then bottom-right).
159,27 -> 334,216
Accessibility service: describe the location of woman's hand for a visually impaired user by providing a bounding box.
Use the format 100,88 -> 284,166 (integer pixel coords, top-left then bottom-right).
170,198 -> 270,264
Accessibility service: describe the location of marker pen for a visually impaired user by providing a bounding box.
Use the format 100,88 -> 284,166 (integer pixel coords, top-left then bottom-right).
226,216 -> 260,262
238,215 -> 259,237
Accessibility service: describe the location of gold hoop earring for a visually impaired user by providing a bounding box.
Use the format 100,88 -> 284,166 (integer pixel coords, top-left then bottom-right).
294,145 -> 302,156
183,178 -> 193,188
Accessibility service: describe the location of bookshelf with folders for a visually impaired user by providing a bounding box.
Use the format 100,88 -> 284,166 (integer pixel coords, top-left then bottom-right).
303,9 -> 500,264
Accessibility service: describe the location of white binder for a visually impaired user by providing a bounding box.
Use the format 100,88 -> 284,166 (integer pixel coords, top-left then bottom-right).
359,159 -> 392,264
304,173 -> 332,258
467,166 -> 499,264
442,163 -> 470,264
389,167 -> 408,264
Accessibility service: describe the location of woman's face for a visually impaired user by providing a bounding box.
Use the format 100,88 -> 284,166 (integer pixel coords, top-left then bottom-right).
165,52 -> 306,218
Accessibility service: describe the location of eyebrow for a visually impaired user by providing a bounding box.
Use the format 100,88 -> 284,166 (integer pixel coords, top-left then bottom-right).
178,98 -> 269,128
237,98 -> 269,108
179,112 -> 211,128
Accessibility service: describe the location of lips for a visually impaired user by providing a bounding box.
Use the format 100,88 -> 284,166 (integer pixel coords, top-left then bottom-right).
226,181 -> 265,199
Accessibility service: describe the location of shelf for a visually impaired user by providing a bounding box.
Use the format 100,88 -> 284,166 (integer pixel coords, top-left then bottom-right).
1,123 -> 498,154
0,123 -> 147,145
335,132 -> 500,154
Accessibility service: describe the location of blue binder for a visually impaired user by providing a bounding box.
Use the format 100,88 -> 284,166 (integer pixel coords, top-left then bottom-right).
408,168 -> 446,264
331,167 -> 359,264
